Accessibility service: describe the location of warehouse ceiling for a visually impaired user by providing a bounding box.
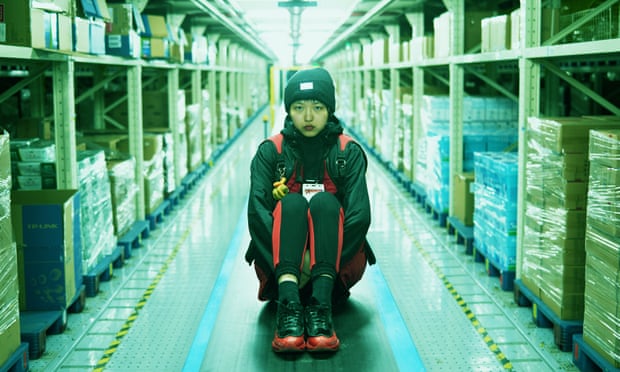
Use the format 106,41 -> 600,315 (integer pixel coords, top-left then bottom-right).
140,0 -> 435,66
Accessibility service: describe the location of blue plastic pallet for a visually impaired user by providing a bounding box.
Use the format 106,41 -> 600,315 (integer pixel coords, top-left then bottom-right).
0,342 -> 28,372
165,186 -> 184,212
424,199 -> 448,227
484,254 -> 515,292
514,279 -> 583,352
83,246 -> 122,297
573,334 -> 620,372
20,310 -> 66,359
117,220 -> 150,259
147,199 -> 170,230
447,216 -> 474,254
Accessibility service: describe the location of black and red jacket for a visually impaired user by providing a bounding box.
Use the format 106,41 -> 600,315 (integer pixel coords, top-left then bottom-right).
245,116 -> 375,276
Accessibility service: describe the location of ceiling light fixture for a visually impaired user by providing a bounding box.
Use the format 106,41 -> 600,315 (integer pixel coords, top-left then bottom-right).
278,1 -> 317,65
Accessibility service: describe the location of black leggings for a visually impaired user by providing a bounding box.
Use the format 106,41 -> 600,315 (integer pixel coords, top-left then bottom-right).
272,192 -> 342,281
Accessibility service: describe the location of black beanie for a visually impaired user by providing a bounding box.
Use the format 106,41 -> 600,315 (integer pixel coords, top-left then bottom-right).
284,67 -> 336,113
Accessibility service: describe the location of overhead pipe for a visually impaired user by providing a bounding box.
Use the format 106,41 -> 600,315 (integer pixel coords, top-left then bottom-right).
312,0 -> 396,62
190,0 -> 278,61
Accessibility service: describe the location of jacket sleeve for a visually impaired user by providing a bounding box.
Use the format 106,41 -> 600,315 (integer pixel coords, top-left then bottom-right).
339,142 -> 372,264
246,141 -> 278,269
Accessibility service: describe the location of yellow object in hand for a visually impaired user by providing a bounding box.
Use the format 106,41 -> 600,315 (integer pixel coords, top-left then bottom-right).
272,177 -> 289,200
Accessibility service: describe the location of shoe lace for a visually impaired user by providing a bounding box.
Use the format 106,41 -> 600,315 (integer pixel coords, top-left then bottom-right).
278,302 -> 303,329
307,304 -> 332,332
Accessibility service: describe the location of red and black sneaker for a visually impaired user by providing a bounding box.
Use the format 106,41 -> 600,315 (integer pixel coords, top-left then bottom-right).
272,301 -> 306,352
304,300 -> 340,352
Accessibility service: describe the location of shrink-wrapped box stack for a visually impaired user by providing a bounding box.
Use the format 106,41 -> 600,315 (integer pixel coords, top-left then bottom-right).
77,150 -> 117,274
473,152 -> 518,271
522,116 -> 620,320
0,132 -> 21,366
583,128 -> 620,367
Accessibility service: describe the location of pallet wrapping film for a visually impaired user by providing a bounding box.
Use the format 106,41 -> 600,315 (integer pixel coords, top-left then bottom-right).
583,128 -> 620,367
522,117 -> 620,321
0,132 -> 21,366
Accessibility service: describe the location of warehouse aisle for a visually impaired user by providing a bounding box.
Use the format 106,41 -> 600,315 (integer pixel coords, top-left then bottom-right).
29,110 -> 578,371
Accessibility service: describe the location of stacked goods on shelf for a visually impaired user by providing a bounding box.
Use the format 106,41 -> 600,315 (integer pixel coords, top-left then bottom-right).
419,95 -> 518,214
144,90 -> 188,190
81,134 -> 139,236
104,3 -> 142,58
201,90 -> 214,161
140,14 -> 171,60
184,32 -> 208,64
583,128 -> 620,367
521,116 -> 620,321
0,0 -> 74,50
76,0 -> 110,55
473,152 -> 518,270
117,134 -> 165,215
106,154 -> 138,237
400,93 -> 413,174
9,139 -> 57,190
0,132 -> 22,366
186,104 -> 203,172
76,150 -> 116,274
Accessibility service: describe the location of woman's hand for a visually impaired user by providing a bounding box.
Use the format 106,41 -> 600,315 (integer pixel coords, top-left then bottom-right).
272,177 -> 289,200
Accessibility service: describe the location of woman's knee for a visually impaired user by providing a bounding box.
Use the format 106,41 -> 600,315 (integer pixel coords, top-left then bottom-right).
308,192 -> 340,214
280,192 -> 308,212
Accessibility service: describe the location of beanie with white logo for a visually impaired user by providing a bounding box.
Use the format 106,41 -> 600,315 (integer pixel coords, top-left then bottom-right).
284,67 -> 336,114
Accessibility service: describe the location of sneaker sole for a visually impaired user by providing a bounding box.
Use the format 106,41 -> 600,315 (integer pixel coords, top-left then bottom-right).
272,334 -> 306,353
306,334 -> 340,352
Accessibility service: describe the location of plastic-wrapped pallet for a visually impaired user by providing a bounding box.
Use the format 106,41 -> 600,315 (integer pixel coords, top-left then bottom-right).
107,155 -> 138,237
521,116 -> 620,321
186,103 -> 203,172
472,152 -> 518,271
77,150 -> 117,274
0,132 -> 21,366
420,95 -> 518,214
583,128 -> 620,368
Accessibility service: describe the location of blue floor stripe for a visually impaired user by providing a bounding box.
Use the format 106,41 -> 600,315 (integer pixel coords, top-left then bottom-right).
183,202 -> 248,372
367,264 -> 426,371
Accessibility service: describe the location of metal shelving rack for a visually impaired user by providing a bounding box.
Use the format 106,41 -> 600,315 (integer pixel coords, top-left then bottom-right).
323,0 -> 620,280
0,42 -> 268,220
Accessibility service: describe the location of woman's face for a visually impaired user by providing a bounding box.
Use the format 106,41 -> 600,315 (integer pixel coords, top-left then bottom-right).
289,99 -> 329,137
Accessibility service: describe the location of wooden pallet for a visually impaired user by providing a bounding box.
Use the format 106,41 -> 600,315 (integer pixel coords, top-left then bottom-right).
573,334 -> 620,372
0,342 -> 28,372
513,279 -> 583,352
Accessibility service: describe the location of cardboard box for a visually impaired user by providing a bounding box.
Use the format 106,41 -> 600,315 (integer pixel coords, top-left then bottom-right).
11,189 -> 79,310
0,3 -> 57,48
73,16 -> 90,53
141,14 -> 169,38
17,140 -> 55,162
527,116 -> 620,154
106,3 -> 136,35
57,13 -> 73,51
90,18 -> 106,55
510,8 -> 521,50
105,30 -> 140,58
453,172 -> 475,226
589,129 -> 620,168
